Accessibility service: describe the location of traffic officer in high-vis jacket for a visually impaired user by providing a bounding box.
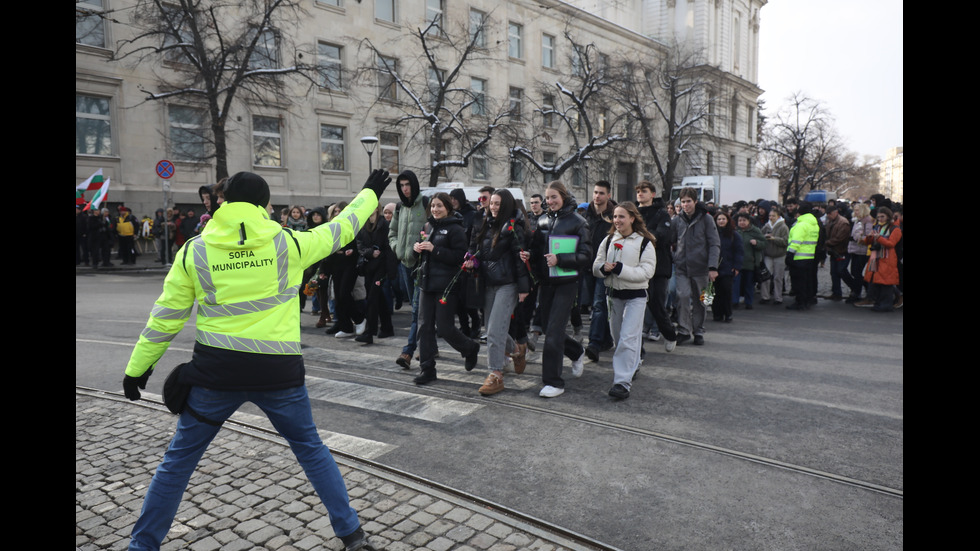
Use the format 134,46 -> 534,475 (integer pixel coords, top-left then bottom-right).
122,170 -> 390,551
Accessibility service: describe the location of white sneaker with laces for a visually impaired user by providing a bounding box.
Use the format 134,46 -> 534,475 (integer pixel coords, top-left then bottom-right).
355,319 -> 367,336
539,385 -> 565,398
336,330 -> 356,338
570,351 -> 585,378
665,339 -> 676,352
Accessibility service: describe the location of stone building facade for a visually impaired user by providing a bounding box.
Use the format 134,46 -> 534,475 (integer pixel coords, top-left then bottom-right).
76,0 -> 767,215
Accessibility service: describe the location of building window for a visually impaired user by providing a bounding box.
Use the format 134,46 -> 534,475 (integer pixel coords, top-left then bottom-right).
542,152 -> 556,175
746,157 -> 754,178
249,28 -> 280,70
317,42 -> 343,90
572,45 -> 585,76
425,0 -> 444,32
508,22 -> 523,59
706,151 -> 714,174
542,94 -> 555,128
76,0 -> 106,48
729,155 -> 737,176
76,94 -> 112,156
377,56 -> 398,100
472,147 -> 488,181
730,97 -> 738,138
379,132 -> 400,173
162,5 -> 193,64
510,158 -> 524,183
598,110 -> 607,134
642,163 -> 653,183
509,87 -> 523,120
427,67 -> 445,106
317,0 -> 341,6
542,34 -> 555,69
320,124 -> 346,171
469,9 -> 486,48
471,77 -> 486,116
252,116 -> 282,167
376,0 -> 395,23
169,105 -> 208,161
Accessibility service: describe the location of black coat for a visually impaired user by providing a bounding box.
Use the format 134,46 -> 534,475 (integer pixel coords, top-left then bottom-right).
356,218 -> 397,283
416,214 -> 467,293
638,198 -> 673,277
530,201 -> 592,285
470,211 -> 531,293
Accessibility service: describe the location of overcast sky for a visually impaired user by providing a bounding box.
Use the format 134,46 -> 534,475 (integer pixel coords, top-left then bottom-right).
757,0 -> 903,159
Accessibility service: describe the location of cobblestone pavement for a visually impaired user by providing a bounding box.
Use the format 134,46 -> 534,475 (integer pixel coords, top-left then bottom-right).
76,391 -> 609,551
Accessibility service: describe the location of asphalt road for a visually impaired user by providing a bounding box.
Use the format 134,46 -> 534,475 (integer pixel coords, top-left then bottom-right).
76,270 -> 903,550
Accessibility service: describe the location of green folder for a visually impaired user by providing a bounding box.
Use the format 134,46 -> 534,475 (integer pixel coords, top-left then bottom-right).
548,235 -> 579,277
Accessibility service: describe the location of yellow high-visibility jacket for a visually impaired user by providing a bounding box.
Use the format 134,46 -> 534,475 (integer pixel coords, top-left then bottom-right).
125,189 -> 377,389
787,213 -> 819,261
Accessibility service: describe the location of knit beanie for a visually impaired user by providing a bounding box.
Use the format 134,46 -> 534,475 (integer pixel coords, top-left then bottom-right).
224,172 -> 270,207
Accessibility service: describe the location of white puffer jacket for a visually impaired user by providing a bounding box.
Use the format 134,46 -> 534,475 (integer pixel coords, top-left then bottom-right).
592,231 -> 657,291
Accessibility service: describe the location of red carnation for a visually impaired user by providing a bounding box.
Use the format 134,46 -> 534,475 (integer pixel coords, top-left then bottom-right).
613,243 -> 623,250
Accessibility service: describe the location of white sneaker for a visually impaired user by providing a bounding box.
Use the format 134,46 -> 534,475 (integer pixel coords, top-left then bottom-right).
665,339 -> 676,352
355,319 -> 367,336
570,351 -> 585,378
647,331 -> 662,342
336,330 -> 356,338
539,385 -> 565,398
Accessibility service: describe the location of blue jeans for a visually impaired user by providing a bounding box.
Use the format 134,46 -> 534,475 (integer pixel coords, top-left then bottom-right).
587,279 -> 613,350
129,385 -> 360,550
398,263 -> 420,356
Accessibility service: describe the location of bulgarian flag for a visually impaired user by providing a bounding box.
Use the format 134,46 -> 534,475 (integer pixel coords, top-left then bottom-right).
84,178 -> 111,212
77,168 -> 105,191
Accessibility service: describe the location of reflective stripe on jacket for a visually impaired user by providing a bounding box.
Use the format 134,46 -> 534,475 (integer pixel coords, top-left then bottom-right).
125,189 -> 378,379
787,213 -> 819,260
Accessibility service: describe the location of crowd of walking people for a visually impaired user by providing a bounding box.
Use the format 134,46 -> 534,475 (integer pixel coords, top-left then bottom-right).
264,173 -> 903,402
78,174 -> 903,401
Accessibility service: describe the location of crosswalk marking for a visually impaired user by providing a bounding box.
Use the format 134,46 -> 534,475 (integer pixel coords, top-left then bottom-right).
305,377 -> 485,422
228,409 -> 398,459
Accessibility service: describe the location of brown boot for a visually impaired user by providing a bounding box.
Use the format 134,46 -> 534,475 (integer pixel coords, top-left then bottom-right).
396,353 -> 412,369
479,372 -> 504,396
511,342 -> 527,374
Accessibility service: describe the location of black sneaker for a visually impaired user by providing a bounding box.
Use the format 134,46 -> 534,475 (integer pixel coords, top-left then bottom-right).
693,335 -> 704,345
414,370 -> 437,385
675,333 -> 691,345
585,346 -> 600,362
340,527 -> 378,551
354,334 -> 373,344
608,384 -> 630,400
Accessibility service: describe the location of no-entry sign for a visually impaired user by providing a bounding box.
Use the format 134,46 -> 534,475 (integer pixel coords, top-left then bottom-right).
156,160 -> 175,179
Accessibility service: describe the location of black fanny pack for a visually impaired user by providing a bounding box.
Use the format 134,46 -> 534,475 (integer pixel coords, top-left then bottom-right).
163,363 -> 222,426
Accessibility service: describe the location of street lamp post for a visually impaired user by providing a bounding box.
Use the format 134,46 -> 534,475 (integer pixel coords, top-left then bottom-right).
360,136 -> 379,172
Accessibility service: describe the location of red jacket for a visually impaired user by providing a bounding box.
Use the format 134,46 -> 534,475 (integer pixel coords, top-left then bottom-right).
863,223 -> 901,285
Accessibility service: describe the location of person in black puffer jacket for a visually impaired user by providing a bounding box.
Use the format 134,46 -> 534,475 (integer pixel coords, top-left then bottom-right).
466,189 -> 531,396
526,181 -> 591,398
412,192 -> 480,385
354,206 -> 398,345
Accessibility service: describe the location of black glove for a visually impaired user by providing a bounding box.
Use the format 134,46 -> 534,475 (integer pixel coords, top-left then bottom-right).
362,169 -> 391,199
123,370 -> 152,401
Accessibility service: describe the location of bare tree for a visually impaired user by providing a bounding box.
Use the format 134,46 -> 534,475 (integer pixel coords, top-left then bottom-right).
761,92 -> 853,202
509,31 -> 627,185
610,42 -> 711,198
114,0 -> 318,180
356,13 -> 511,188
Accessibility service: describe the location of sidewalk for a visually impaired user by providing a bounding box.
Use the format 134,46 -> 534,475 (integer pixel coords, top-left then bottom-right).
76,390 -> 605,551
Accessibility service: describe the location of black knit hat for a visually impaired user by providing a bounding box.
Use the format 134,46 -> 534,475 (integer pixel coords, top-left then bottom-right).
224,172 -> 270,207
